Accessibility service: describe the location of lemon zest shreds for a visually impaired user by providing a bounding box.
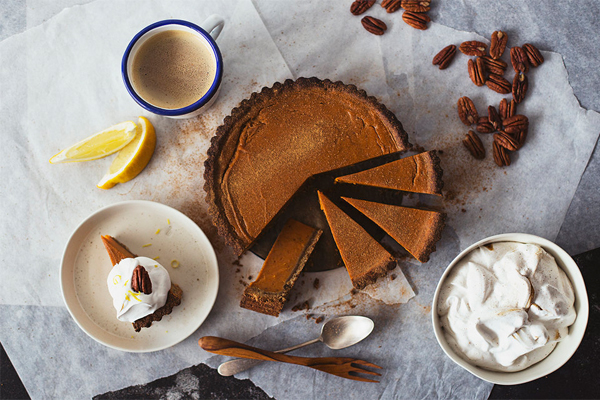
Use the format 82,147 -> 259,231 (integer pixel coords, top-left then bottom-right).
171,260 -> 180,269
153,256 -> 160,260
155,229 -> 161,234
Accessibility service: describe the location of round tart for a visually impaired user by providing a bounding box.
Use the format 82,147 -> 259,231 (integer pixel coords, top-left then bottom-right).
204,78 -> 411,255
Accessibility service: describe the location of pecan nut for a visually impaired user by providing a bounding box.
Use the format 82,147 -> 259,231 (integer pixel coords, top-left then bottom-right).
486,73 -> 511,94
131,265 -> 152,294
523,43 -> 544,67
463,130 -> 485,159
401,0 -> 431,13
351,0 -> 375,15
498,98 -> 508,120
490,31 -> 508,60
503,114 -> 529,134
457,96 -> 479,126
494,131 -> 519,151
476,117 -> 495,133
512,72 -> 528,104
481,55 -> 507,75
516,128 -> 528,149
459,41 -> 487,57
402,11 -> 430,30
510,46 -> 529,73
432,45 -> 457,70
382,0 -> 402,13
499,98 -> 517,119
488,105 -> 502,130
493,141 -> 511,167
468,57 -> 486,86
361,16 -> 387,35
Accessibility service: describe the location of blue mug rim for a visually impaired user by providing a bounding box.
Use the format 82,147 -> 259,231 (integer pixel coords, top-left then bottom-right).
121,19 -> 223,116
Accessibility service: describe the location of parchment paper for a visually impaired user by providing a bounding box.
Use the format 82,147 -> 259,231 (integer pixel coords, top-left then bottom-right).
1,0 -> 599,399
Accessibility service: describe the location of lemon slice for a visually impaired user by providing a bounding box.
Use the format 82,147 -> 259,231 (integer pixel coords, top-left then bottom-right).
49,121 -> 138,163
97,116 -> 156,189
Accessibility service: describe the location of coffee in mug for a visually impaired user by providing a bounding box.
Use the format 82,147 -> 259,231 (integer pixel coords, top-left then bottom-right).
130,30 -> 217,110
122,18 -> 224,119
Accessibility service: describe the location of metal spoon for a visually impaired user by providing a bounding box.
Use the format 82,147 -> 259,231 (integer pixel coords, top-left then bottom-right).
217,315 -> 374,376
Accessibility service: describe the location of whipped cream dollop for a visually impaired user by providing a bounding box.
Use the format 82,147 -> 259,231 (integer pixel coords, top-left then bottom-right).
438,242 -> 576,372
107,257 -> 171,322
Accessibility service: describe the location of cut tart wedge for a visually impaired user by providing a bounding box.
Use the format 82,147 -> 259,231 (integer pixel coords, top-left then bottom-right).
335,151 -> 443,196
342,198 -> 445,263
101,235 -> 182,332
240,219 -> 322,317
317,191 -> 395,289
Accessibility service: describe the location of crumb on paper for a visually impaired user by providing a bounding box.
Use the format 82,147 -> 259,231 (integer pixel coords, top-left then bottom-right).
315,316 -> 324,324
292,300 -> 310,312
313,278 -> 320,289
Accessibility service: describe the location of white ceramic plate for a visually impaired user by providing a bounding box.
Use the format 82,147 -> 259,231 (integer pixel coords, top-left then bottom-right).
60,200 -> 219,352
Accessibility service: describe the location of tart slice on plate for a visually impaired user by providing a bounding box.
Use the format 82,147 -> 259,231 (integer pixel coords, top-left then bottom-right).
101,235 -> 182,332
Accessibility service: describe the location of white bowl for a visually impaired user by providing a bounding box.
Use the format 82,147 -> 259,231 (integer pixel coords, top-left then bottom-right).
431,233 -> 589,385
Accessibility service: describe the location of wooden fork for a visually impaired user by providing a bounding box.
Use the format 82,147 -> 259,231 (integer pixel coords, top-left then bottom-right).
199,336 -> 382,382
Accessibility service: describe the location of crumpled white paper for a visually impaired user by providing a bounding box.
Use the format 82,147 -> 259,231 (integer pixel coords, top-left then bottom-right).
1,0 -> 599,399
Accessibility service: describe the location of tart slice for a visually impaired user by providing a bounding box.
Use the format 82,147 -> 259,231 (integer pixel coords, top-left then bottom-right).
336,151 -> 443,196
317,191 -> 395,289
342,198 -> 445,263
240,219 -> 322,317
101,235 -> 183,332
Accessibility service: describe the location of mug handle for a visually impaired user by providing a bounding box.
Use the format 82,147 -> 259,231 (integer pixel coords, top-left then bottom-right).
201,15 -> 225,40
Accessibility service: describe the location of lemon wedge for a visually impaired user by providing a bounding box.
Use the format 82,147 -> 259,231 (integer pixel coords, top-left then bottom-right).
97,116 -> 156,189
49,121 -> 138,163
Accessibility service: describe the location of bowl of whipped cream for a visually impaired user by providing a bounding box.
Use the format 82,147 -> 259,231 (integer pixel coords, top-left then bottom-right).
432,233 -> 589,384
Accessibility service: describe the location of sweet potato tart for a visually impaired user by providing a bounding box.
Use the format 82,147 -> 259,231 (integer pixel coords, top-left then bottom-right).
204,78 -> 410,255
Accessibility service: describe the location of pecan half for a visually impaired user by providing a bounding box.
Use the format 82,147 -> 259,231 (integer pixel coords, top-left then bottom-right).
476,117 -> 495,133
361,16 -> 387,35
512,72 -> 528,104
504,99 -> 517,119
131,265 -> 152,294
510,46 -> 529,73
488,105 -> 502,130
481,55 -> 507,75
503,114 -> 529,134
486,73 -> 511,94
494,131 -> 519,151
493,141 -> 511,167
468,58 -> 486,86
457,96 -> 479,126
516,128 -> 528,149
499,98 -> 508,120
401,0 -> 431,13
402,11 -> 430,30
490,31 -> 508,60
382,0 -> 402,13
351,0 -> 375,15
432,45 -> 457,70
459,41 -> 487,57
463,130 -> 485,159
523,43 -> 544,67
